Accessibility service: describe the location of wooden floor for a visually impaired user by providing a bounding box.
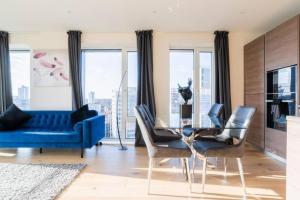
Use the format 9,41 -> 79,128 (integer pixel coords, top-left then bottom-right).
0,143 -> 285,200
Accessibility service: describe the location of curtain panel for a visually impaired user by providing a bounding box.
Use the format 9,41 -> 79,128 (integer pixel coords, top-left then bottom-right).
214,31 -> 232,120
135,30 -> 156,146
67,30 -> 83,110
0,31 -> 13,113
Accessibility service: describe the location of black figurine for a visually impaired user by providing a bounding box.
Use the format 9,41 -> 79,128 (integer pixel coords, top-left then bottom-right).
178,79 -> 192,105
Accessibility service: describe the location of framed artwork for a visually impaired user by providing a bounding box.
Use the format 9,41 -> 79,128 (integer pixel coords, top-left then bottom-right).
32,49 -> 70,87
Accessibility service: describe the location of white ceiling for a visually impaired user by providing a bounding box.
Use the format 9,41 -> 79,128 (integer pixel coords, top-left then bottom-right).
1,0 -> 300,33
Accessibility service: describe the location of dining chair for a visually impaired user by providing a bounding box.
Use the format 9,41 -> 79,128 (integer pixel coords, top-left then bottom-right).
141,104 -> 182,142
183,103 -> 224,138
135,106 -> 192,194
208,103 -> 224,118
191,104 -> 225,174
141,104 -> 188,177
192,106 -> 256,197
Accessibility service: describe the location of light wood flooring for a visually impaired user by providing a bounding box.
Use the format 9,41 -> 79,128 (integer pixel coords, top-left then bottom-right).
0,143 -> 285,200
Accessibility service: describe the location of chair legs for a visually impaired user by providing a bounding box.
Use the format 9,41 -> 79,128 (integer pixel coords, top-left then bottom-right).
192,152 -> 196,175
147,158 -> 153,195
192,156 -> 245,196
185,158 -> 192,192
182,158 -> 189,180
237,158 -> 247,197
202,157 -> 207,193
147,157 -> 191,195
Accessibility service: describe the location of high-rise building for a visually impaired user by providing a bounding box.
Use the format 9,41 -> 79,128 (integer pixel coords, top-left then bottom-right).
84,88 -> 137,139
86,95 -> 113,138
127,87 -> 137,117
126,87 -> 137,138
111,90 -> 122,138
88,91 -> 95,104
15,85 -> 30,110
18,85 -> 29,101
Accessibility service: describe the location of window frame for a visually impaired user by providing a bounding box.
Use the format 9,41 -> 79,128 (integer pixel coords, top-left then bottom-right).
81,48 -> 137,141
169,47 -> 215,126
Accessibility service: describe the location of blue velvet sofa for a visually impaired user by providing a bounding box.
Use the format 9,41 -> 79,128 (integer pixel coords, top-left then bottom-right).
0,110 -> 105,157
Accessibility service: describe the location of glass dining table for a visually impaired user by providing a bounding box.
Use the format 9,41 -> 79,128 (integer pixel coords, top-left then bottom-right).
155,115 -> 247,138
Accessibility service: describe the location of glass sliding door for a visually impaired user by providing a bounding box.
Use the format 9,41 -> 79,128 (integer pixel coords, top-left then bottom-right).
169,49 -> 214,127
169,50 -> 194,127
82,50 -> 122,139
82,49 -> 138,140
199,52 -> 213,126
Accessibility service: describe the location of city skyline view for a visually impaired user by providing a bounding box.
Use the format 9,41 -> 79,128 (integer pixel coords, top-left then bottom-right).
82,50 -> 138,139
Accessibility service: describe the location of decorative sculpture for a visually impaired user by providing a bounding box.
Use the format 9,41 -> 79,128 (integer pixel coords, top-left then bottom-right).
178,79 -> 193,105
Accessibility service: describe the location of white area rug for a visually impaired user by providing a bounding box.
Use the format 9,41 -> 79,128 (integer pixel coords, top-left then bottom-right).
0,163 -> 86,200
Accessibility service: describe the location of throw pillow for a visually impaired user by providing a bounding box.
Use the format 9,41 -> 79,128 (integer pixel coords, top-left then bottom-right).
0,104 -> 32,130
71,104 -> 91,125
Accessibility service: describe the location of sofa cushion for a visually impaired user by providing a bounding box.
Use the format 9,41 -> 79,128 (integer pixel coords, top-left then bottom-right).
71,104 -> 90,126
0,130 -> 80,143
21,111 -> 73,131
0,104 -> 31,130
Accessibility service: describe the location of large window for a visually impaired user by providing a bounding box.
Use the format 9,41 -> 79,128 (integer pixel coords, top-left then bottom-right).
170,49 -> 214,126
9,50 -> 31,110
170,50 -> 194,127
82,50 -> 137,139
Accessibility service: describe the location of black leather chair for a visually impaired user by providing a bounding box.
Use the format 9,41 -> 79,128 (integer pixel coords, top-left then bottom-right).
183,103 -> 224,138
135,106 -> 192,194
192,106 -> 256,197
208,103 -> 224,118
141,104 -> 182,142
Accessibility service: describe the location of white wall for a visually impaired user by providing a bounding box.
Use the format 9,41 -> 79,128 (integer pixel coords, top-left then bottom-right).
9,31 -> 258,124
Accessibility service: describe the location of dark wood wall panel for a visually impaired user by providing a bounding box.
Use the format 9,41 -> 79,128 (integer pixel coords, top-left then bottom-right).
265,16 -> 299,71
245,93 -> 265,149
244,35 -> 265,94
244,14 -> 300,158
244,35 -> 265,149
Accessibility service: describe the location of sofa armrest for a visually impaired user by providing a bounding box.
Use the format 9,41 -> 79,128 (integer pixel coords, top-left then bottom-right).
73,122 -> 84,133
81,115 -> 105,148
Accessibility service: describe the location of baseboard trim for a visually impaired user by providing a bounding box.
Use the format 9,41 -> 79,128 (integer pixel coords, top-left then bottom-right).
264,151 -> 286,163
101,139 -> 135,145
247,142 -> 286,163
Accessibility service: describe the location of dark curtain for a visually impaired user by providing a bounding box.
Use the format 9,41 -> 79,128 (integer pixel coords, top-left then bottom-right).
0,31 -> 13,113
214,31 -> 232,120
67,30 -> 83,110
135,30 -> 156,146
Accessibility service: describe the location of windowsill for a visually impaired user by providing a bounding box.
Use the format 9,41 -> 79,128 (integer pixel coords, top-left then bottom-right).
101,138 -> 135,145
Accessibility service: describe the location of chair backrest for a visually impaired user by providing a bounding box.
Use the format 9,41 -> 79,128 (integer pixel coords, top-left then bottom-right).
134,106 -> 157,157
208,103 -> 224,118
219,106 -> 256,145
141,104 -> 155,128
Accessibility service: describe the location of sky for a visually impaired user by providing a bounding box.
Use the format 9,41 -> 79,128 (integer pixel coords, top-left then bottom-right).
170,50 -> 212,89
83,51 -> 137,99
